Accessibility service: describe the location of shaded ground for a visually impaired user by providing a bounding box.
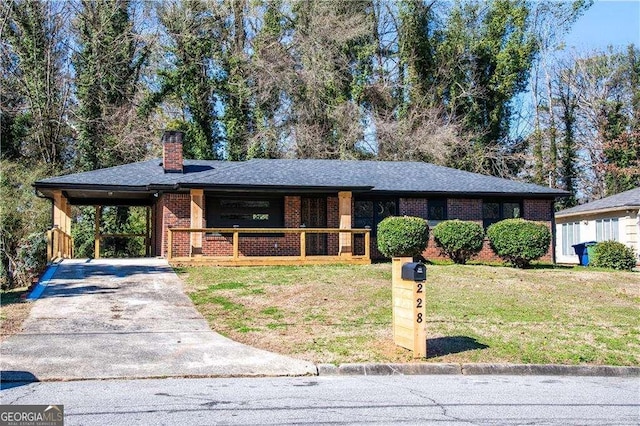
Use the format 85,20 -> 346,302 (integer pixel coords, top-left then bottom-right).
178,263 -> 640,366
0,287 -> 30,341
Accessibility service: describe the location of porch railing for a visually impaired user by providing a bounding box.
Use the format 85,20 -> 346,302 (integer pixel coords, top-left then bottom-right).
47,227 -> 73,261
167,227 -> 371,266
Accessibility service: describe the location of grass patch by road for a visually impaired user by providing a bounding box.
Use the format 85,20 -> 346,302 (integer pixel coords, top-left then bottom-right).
177,263 -> 640,366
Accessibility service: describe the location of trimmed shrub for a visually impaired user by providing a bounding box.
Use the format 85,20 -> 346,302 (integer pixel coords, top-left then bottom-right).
377,216 -> 429,258
486,218 -> 551,268
590,241 -> 637,271
432,220 -> 484,264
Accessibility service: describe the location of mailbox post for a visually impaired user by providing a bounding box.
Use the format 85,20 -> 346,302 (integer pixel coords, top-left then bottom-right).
392,257 -> 427,358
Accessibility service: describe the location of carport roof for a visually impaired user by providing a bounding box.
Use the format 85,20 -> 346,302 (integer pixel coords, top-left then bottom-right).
35,158 -> 569,202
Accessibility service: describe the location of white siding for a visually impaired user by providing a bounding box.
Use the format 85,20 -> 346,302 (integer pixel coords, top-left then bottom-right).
555,210 -> 638,264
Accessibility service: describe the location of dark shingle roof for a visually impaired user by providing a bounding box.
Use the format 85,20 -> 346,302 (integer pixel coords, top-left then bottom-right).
35,158 -> 568,197
556,187 -> 640,217
35,159 -> 237,188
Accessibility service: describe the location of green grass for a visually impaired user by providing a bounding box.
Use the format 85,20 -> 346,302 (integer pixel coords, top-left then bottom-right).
178,263 -> 640,366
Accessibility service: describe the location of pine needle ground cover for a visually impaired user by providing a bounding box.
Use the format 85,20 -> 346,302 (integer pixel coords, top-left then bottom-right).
178,264 -> 639,366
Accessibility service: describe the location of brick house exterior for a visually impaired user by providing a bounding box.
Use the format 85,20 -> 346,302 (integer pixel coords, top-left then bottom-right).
35,131 -> 567,264
154,190 -> 556,263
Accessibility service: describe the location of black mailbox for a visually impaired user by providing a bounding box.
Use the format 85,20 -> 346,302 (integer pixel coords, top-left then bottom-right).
401,262 -> 426,281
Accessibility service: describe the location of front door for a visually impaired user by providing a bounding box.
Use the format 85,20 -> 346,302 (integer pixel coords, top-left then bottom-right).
301,197 -> 327,255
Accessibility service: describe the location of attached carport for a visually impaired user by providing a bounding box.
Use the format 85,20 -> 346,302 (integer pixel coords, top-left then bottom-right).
35,185 -> 156,260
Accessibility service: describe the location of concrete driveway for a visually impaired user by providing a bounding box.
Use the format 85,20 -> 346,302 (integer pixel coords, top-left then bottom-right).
0,258 -> 316,381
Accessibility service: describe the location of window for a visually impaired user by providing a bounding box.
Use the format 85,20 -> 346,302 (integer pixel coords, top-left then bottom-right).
561,222 -> 581,256
596,218 -> 619,241
206,197 -> 284,228
354,198 -> 398,235
354,200 -> 374,229
428,199 -> 447,227
482,200 -> 522,228
503,202 -> 522,219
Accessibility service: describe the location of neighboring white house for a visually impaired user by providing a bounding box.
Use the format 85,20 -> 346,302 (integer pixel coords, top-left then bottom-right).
555,187 -> 640,264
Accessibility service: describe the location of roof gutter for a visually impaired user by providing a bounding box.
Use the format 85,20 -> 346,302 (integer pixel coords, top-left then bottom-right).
162,183 -> 375,193
366,190 -> 567,198
34,182 -> 152,192
556,205 -> 640,219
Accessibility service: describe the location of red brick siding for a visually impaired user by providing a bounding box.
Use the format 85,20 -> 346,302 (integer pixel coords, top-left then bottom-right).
447,198 -> 483,221
201,234 -> 301,257
155,193 -> 191,257
202,234 -> 233,257
523,199 -> 553,221
399,198 -> 429,218
284,196 -> 301,227
156,193 -> 555,263
162,141 -> 183,173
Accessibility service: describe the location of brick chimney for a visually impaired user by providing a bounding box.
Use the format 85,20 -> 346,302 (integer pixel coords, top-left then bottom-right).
162,130 -> 184,173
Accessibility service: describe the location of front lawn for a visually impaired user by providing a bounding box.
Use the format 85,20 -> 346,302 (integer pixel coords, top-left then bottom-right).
176,263 -> 640,366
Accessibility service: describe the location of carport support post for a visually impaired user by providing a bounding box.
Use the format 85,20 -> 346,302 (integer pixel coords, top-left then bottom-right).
52,190 -> 72,258
338,191 -> 352,257
94,205 -> 101,259
392,257 -> 427,359
145,206 -> 151,256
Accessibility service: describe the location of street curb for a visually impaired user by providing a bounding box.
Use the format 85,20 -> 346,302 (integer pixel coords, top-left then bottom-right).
317,363 -> 640,377
26,261 -> 60,301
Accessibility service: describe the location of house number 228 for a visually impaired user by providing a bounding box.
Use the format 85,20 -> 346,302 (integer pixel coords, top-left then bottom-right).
416,282 -> 424,323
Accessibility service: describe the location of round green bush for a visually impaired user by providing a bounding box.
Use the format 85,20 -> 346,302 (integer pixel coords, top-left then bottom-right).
486,218 -> 551,268
377,216 -> 429,258
590,241 -> 637,271
432,220 -> 484,264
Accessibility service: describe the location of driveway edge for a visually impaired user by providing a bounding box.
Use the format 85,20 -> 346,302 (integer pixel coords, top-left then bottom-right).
317,363 -> 640,377
25,262 -> 60,301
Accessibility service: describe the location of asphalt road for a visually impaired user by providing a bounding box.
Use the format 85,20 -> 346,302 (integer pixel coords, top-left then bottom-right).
1,375 -> 638,425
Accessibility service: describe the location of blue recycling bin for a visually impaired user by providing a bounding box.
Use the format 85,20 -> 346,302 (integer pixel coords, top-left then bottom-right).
572,241 -> 596,266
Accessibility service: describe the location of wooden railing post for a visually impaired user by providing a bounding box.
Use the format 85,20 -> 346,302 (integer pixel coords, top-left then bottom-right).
64,231 -> 68,258
300,230 -> 306,260
232,230 -> 239,259
167,228 -> 173,261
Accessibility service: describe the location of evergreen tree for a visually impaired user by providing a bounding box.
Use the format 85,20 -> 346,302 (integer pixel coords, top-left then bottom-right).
439,0 -> 537,174
141,0 -> 220,160
1,0 -> 70,166
73,0 -> 148,171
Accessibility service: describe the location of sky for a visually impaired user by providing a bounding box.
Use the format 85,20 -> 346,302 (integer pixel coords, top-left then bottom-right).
564,0 -> 640,51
